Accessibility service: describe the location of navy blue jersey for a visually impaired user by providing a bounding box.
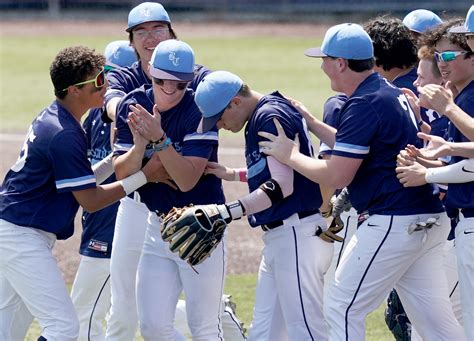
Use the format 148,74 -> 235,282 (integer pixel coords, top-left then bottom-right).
80,108 -> 118,258
331,73 -> 444,216
105,61 -> 210,110
445,81 -> 474,213
0,101 -> 96,239
114,86 -> 224,213
319,94 -> 348,156
391,67 -> 418,92
245,91 -> 323,227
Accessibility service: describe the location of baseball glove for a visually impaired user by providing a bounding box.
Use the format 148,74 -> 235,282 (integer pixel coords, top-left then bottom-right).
161,204 -> 231,266
316,216 -> 344,243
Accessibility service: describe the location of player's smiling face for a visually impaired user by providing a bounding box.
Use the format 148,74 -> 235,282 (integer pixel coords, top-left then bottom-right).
321,57 -> 343,92
152,78 -> 188,112
414,59 -> 442,88
131,22 -> 171,65
435,38 -> 474,91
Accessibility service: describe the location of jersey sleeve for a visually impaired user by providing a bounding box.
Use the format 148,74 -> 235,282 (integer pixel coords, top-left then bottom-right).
331,98 -> 379,159
49,129 -> 96,193
113,96 -> 134,157
181,107 -> 218,159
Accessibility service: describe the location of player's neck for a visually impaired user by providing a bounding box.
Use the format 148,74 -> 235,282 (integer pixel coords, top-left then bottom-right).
246,91 -> 264,121
56,97 -> 89,123
341,70 -> 374,97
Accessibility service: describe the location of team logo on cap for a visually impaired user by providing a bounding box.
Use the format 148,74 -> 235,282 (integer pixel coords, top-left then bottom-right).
140,7 -> 151,17
169,52 -> 179,66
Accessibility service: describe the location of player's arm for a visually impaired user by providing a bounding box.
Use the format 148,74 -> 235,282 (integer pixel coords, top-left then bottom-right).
106,97 -> 121,122
204,161 -> 248,182
73,163 -> 157,213
396,158 -> 474,187
258,119 -> 361,188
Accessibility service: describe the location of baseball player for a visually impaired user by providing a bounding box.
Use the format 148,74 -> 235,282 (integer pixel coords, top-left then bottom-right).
68,40 -> 136,341
114,39 -> 226,340
103,4 -> 212,339
0,46 -> 158,341
403,9 -> 443,40
190,70 -> 334,340
399,19 -> 474,340
257,23 -> 466,340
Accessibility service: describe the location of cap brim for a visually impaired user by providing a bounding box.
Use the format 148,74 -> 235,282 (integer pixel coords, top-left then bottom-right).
197,112 -> 224,134
149,66 -> 194,81
304,47 -> 327,58
449,24 -> 469,34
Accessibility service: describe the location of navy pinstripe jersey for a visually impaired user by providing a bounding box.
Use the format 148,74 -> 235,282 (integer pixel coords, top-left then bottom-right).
445,80 -> 474,212
331,73 -> 444,215
113,86 -> 225,213
0,101 -> 96,239
80,108 -> 118,258
245,91 -> 323,227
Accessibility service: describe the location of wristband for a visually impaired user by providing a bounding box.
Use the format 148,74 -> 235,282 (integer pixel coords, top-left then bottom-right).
233,168 -> 247,182
418,120 -> 424,127
119,170 -> 147,195
151,131 -> 166,144
152,137 -> 172,152
225,200 -> 245,220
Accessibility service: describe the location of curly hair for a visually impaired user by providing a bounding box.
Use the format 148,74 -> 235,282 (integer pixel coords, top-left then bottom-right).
420,18 -> 473,55
364,16 -> 418,71
50,46 -> 105,99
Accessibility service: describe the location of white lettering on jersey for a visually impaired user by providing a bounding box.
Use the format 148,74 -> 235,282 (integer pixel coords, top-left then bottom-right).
397,94 -> 417,128
11,126 -> 36,172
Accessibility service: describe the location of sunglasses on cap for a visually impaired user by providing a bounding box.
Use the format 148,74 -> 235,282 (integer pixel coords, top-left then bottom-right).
152,77 -> 188,91
434,51 -> 469,63
62,68 -> 106,91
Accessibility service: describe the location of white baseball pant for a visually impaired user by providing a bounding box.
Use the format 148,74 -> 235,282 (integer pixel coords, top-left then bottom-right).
136,212 -> 226,341
247,213 -> 333,341
325,213 -> 466,341
455,213 -> 474,341
0,219 -> 79,341
71,256 -> 111,341
324,207 -> 358,300
105,196 -> 149,341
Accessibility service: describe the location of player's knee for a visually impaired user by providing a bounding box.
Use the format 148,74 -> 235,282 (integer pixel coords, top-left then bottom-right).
140,318 -> 174,341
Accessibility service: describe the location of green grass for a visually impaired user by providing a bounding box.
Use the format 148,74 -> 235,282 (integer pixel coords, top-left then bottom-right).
0,35 -> 333,131
26,274 -> 392,340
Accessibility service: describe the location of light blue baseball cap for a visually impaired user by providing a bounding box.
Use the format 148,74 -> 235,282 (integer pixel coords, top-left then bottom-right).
195,71 -> 243,133
305,23 -> 374,60
149,40 -> 195,81
403,9 -> 443,34
450,6 -> 474,34
104,40 -> 137,68
126,2 -> 170,32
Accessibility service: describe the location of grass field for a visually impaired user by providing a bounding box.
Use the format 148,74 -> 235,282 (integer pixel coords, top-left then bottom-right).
25,274 -> 393,340
3,21 -> 392,340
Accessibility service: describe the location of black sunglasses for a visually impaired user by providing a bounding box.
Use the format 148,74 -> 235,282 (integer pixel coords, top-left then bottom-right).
152,77 -> 188,91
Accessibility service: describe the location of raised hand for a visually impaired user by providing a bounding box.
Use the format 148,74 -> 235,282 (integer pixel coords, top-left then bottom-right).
415,132 -> 452,160
128,103 -> 164,142
396,161 -> 428,187
417,83 -> 454,115
258,118 -> 299,165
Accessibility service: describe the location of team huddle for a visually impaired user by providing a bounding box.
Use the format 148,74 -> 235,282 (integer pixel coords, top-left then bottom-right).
0,2 -> 473,340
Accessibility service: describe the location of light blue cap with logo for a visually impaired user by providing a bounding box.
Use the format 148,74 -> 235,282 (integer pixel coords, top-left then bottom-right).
104,40 -> 137,68
127,2 -> 170,32
450,5 -> 474,34
403,9 -> 443,34
195,71 -> 243,133
304,23 -> 374,60
149,40 -> 195,81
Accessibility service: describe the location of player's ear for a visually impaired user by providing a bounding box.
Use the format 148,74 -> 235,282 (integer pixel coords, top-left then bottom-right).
337,58 -> 348,72
231,96 -> 241,107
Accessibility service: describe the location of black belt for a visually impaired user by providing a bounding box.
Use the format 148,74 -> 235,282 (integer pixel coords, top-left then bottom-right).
261,208 -> 320,231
